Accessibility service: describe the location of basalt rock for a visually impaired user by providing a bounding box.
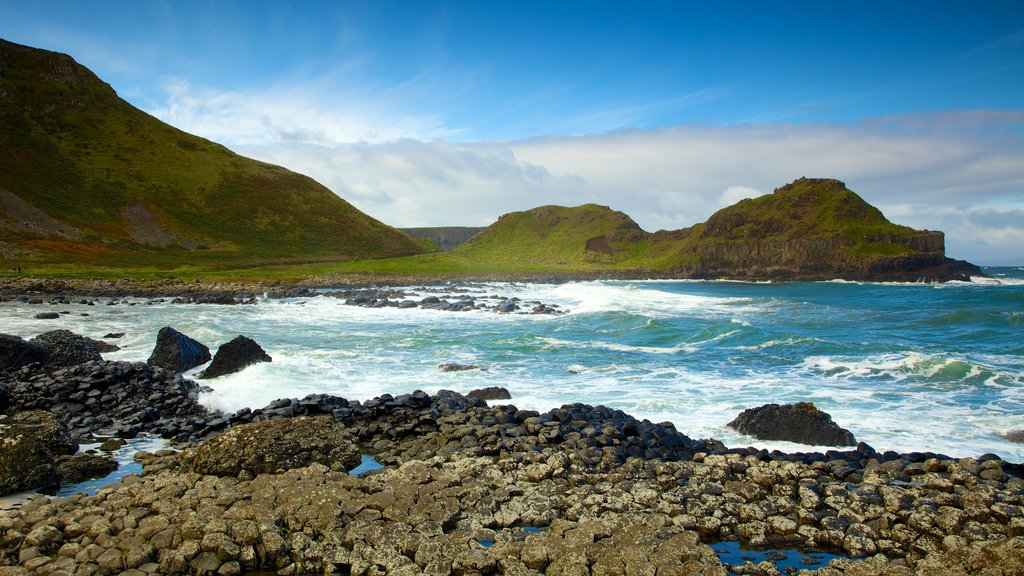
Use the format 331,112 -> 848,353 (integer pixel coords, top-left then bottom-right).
468,386 -> 512,401
198,335 -> 272,379
0,333 -> 49,374
30,329 -> 102,370
190,416 -> 361,476
0,410 -> 78,495
728,402 -> 857,446
54,452 -> 117,484
147,326 -> 211,373
440,363 -> 480,373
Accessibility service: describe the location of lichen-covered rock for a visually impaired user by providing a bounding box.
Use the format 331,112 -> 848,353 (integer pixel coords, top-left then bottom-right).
0,333 -> 50,374
198,336 -> 271,379
147,326 -> 211,373
0,410 -> 78,495
29,329 -> 103,370
728,402 -> 856,446
54,452 -> 117,484
190,416 -> 361,476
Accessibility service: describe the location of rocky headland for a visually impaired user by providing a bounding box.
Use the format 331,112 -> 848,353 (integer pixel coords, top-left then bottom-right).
2,324 -> 1023,575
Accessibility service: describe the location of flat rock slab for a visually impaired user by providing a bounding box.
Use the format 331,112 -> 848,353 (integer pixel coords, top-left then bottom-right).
190,415 -> 361,476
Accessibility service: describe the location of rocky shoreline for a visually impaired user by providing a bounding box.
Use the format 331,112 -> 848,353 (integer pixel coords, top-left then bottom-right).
2,331 -> 1023,574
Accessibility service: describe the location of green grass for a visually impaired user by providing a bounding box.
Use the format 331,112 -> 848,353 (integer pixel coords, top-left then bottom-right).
0,39 -> 422,266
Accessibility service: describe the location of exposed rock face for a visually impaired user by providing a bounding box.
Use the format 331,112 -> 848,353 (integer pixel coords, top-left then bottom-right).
0,333 -> 50,373
468,386 -> 512,401
0,410 -> 78,495
30,329 -> 102,370
147,326 -> 211,373
5,360 -> 213,439
190,416 -> 361,476
84,337 -> 120,353
728,402 -> 857,446
198,335 -> 271,379
54,452 -> 117,483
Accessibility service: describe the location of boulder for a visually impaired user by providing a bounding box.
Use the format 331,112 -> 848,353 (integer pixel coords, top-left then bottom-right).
147,326 -> 211,373
55,452 -> 118,484
0,333 -> 50,373
1002,430 -> 1024,444
198,335 -> 272,379
440,363 -> 480,373
30,329 -> 102,369
727,402 -> 856,446
467,386 -> 512,401
0,410 -> 78,495
190,416 -> 361,476
0,381 -> 8,413
85,337 -> 121,353
34,312 -> 59,319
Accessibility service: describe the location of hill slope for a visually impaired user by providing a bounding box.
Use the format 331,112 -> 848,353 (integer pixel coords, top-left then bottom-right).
0,39 -> 421,267
454,178 -> 981,281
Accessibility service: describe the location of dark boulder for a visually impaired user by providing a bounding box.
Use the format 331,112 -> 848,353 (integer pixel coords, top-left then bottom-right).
439,363 -> 480,373
190,416 -> 361,476
467,386 -> 512,401
0,410 -> 78,495
198,335 -> 272,379
55,452 -> 118,484
0,381 -> 9,413
728,402 -> 857,447
147,326 -> 211,373
31,329 -> 102,370
85,337 -> 121,353
103,332 -> 125,339
0,333 -> 50,373
34,312 -> 60,319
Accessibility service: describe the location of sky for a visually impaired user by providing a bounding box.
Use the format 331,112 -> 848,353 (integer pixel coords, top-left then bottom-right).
2,1 -> 1023,263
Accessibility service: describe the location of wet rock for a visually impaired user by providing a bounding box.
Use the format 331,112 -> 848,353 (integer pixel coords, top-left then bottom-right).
147,326 -> 211,373
84,337 -> 120,353
34,312 -> 59,319
440,363 -> 480,373
1002,429 -> 1024,444
30,330 -> 102,370
728,402 -> 856,446
0,410 -> 78,495
54,452 -> 118,484
0,333 -> 50,373
198,336 -> 272,379
102,332 -> 125,339
191,416 -> 361,476
467,386 -> 512,401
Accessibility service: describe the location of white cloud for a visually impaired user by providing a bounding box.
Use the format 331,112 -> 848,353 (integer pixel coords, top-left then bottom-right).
149,87 -> 1024,263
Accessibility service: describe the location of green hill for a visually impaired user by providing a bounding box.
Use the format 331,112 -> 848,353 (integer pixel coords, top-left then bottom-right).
448,178 -> 979,281
452,204 -> 653,270
0,39 -> 421,268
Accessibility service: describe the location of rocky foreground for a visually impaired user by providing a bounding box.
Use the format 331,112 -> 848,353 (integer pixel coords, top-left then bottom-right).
2,322 -> 1023,574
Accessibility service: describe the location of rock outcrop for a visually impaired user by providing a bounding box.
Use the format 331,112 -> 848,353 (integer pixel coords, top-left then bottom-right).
146,326 -> 211,373
0,410 -> 78,495
728,402 -> 857,446
30,329 -> 102,370
468,386 -> 512,401
190,416 -> 361,476
0,333 -> 49,374
198,335 -> 271,379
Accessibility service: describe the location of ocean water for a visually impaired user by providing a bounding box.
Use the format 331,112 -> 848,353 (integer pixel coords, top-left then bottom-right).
2,267 -> 1023,460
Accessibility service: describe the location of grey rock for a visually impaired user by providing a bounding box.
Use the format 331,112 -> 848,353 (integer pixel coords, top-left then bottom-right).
198,336 -> 271,379
467,386 -> 512,401
31,330 -> 102,370
440,363 -> 480,373
34,312 -> 59,319
0,410 -> 78,495
191,416 -> 361,476
728,402 -> 856,446
147,326 -> 211,373
0,333 -> 50,373
55,452 -> 117,484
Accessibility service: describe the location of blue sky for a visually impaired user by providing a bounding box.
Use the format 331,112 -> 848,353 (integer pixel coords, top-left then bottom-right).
2,1 -> 1023,262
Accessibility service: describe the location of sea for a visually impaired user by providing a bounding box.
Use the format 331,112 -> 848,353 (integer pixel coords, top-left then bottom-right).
3,267 -> 1023,461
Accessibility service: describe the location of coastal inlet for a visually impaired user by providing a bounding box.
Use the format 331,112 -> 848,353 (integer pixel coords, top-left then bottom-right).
1,271 -> 1023,459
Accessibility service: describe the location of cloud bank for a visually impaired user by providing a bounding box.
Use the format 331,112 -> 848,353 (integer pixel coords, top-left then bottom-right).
149,84 -> 1024,263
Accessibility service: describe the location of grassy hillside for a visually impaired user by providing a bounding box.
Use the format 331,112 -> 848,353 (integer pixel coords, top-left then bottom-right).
452,204 -> 655,270
0,39 -> 421,268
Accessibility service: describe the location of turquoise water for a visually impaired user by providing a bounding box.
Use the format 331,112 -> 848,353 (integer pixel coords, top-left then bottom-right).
3,267 -> 1022,460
